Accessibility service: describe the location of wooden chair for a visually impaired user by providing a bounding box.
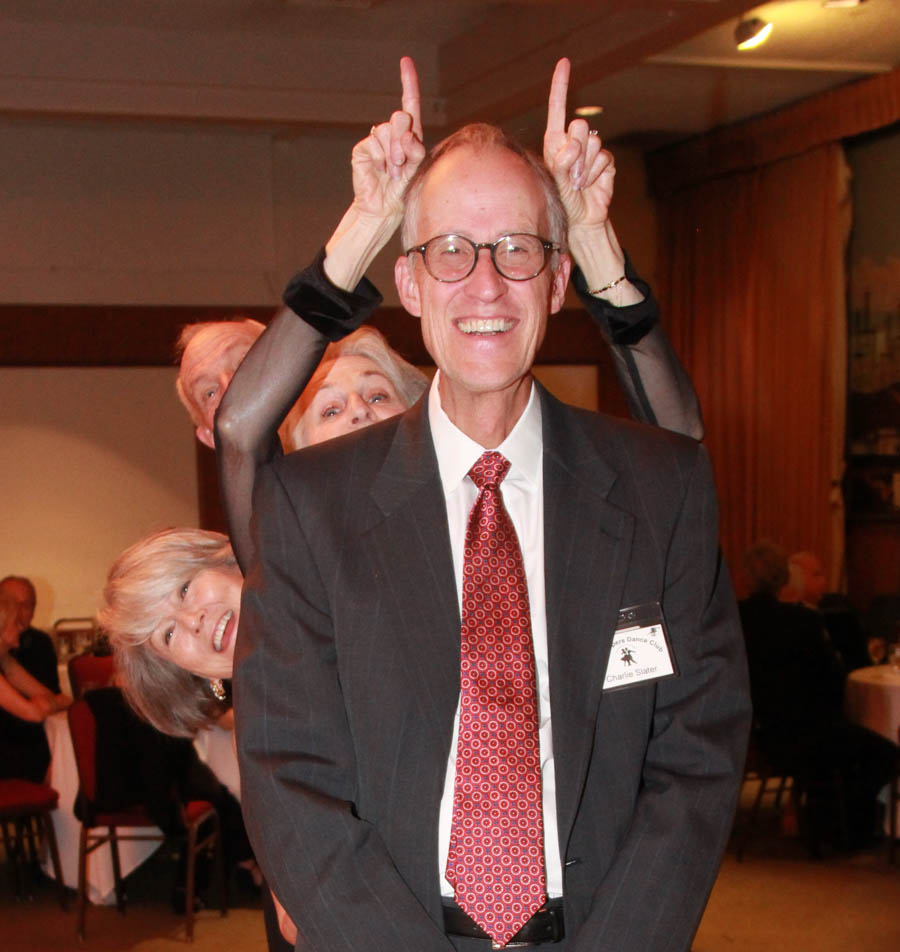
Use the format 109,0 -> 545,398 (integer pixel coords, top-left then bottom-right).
67,699 -> 225,942
0,778 -> 68,907
53,617 -> 97,658
67,653 -> 116,700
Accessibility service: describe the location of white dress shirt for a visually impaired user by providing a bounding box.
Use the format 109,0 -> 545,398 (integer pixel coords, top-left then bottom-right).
428,372 -> 563,899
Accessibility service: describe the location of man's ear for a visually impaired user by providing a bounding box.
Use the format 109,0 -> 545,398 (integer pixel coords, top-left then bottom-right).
394,255 -> 422,318
196,425 -> 215,450
549,252 -> 572,315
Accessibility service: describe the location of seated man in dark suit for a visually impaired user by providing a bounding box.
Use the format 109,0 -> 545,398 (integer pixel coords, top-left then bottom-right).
740,541 -> 898,850
782,551 -> 871,671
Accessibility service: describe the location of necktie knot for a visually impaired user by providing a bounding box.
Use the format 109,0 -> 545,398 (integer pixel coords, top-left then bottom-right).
468,451 -> 510,491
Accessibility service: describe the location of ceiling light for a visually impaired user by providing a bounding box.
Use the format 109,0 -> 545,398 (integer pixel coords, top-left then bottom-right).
575,106 -> 604,118
822,1 -> 865,8
735,17 -> 773,50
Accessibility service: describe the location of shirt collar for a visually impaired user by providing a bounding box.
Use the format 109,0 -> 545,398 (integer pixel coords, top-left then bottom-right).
428,370 -> 543,497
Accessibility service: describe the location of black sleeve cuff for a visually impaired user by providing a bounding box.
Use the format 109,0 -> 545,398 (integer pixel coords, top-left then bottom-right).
572,251 -> 659,347
282,247 -> 384,342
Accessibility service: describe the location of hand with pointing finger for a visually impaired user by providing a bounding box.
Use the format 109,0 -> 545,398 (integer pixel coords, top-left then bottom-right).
349,56 -> 426,227
543,57 -> 616,234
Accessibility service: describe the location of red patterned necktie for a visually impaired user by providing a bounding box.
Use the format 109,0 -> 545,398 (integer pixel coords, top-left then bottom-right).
446,451 -> 546,948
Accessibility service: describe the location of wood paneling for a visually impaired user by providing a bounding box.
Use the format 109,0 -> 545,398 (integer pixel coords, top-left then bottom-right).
0,305 -> 614,368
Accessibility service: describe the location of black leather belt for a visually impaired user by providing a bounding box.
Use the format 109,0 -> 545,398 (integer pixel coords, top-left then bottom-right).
442,899 -> 565,947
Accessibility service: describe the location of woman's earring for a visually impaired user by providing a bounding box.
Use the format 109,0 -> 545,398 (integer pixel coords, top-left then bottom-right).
208,678 -> 226,701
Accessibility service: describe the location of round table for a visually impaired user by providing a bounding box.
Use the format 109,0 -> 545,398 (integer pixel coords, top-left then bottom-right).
845,665 -> 900,743
845,665 -> 900,839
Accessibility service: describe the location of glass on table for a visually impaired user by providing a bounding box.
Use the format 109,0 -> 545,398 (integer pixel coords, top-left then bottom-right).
888,642 -> 900,672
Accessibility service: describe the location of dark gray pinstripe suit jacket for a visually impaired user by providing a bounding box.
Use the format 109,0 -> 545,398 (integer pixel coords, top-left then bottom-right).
234,383 -> 750,952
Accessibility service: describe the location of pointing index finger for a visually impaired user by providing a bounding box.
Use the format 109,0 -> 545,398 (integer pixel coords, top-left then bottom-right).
400,56 -> 423,141
547,57 -> 570,136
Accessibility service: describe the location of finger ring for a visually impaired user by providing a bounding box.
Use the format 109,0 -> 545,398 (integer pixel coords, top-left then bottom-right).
589,129 -> 599,137
370,125 -> 378,136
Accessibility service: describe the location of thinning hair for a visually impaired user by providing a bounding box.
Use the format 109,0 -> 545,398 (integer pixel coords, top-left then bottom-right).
287,326 -> 429,448
784,550 -> 822,605
400,123 -> 568,252
97,528 -> 235,737
0,575 -> 36,607
175,319 -> 265,427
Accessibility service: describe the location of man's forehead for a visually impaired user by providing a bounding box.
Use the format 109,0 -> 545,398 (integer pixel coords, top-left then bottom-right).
416,145 -> 548,234
0,579 -> 31,603
181,336 -> 251,389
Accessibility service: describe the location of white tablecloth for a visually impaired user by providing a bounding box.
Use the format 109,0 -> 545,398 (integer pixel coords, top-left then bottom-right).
845,665 -> 900,836
41,711 -> 162,905
193,724 -> 241,803
845,665 -> 900,743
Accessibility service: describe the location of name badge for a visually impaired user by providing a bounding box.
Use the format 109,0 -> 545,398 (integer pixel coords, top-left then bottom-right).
602,601 -> 677,691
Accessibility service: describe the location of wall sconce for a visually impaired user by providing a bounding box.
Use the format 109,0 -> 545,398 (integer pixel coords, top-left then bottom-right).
735,17 -> 773,50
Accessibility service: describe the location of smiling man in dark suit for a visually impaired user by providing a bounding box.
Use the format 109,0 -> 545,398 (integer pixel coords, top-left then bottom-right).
235,58 -> 750,952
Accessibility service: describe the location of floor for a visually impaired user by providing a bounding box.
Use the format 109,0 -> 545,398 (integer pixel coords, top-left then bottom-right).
3,786 -> 899,952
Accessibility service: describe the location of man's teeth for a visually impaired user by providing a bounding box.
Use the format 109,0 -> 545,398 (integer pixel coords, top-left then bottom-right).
458,318 -> 513,334
213,610 -> 233,652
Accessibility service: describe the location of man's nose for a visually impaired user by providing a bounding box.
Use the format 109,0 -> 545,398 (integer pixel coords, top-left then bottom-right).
465,248 -> 506,300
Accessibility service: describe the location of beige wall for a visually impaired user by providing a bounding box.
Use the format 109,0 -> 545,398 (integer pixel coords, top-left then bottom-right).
0,119 -> 656,308
0,368 -> 198,632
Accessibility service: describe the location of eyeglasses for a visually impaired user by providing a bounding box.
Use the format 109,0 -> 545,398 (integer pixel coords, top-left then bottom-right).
404,233 -> 559,283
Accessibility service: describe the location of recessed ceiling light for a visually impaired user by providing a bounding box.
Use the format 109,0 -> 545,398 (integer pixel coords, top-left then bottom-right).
575,105 -> 604,118
823,0 -> 865,8
735,17 -> 773,50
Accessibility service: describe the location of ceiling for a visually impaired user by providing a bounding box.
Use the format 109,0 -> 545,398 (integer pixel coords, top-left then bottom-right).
0,0 -> 897,150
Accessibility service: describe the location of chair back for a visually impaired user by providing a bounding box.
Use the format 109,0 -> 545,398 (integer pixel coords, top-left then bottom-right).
68,653 -> 116,699
67,699 -> 98,808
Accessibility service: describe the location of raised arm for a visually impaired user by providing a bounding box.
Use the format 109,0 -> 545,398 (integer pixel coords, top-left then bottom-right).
215,58 -> 426,572
544,58 -> 702,439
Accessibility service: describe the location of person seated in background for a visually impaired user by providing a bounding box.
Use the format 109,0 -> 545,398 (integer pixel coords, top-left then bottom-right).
0,589 -> 72,782
780,551 -> 871,671
740,540 -> 898,851
0,575 -> 60,693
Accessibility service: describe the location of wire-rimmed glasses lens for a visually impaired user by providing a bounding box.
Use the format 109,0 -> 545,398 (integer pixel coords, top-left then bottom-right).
406,233 -> 558,283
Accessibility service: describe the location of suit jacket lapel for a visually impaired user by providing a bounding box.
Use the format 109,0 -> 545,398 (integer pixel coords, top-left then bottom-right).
367,398 -> 462,759
540,388 -> 635,850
